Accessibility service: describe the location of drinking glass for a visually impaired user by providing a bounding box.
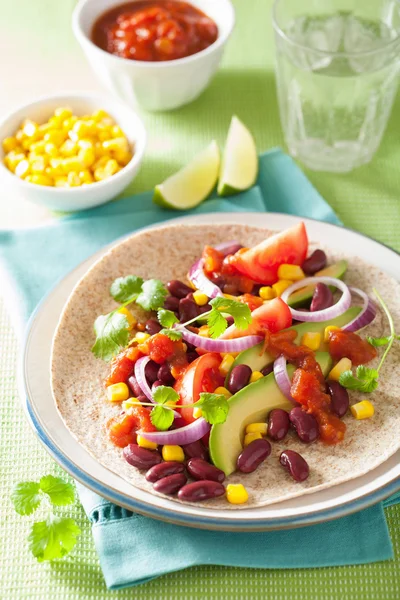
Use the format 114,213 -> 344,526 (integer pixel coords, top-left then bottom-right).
273,0 -> 400,172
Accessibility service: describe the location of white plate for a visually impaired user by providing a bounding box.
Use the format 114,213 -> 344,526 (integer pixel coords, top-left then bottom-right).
19,212 -> 400,531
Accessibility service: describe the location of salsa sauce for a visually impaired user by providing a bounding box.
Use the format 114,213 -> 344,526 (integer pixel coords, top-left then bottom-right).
91,1 -> 218,62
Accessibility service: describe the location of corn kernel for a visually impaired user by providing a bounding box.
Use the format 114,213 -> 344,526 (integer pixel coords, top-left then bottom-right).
118,306 -> 137,331
97,130 -> 112,142
137,435 -> 158,450
60,139 -> 78,157
106,382 -> 130,402
44,130 -> 66,146
79,169 -> 94,184
94,142 -> 107,159
94,155 -> 109,169
54,107 -> 73,120
249,371 -> 264,383
92,109 -> 110,122
71,120 -> 91,140
22,119 -> 39,138
62,116 -> 78,131
214,386 -> 232,399
62,157 -> 83,173
277,264 -> 305,281
94,167 -> 106,181
66,171 -> 81,187
114,150 -> 132,166
226,483 -> 249,505
244,432 -> 263,446
193,407 -> 203,419
2,136 -> 18,153
77,139 -> 94,150
272,279 -> 294,297
4,152 -> 26,172
219,354 -> 235,376
78,147 -> 96,168
48,115 -> 63,128
111,125 -> 124,137
328,358 -> 352,382
324,325 -> 341,342
193,291 -> 209,306
245,422 -> 268,435
30,140 -> 46,154
14,159 -> 30,178
351,400 -> 375,420
103,136 -> 129,153
38,123 -> 52,135
49,158 -> 65,175
162,445 -> 185,462
26,174 -> 53,186
54,177 -> 68,187
302,332 -> 321,351
122,397 -> 140,411
259,286 -> 276,300
30,156 -> 48,174
222,293 -> 236,300
220,351 -> 239,358
135,332 -> 150,343
198,325 -> 210,338
103,158 -> 120,178
44,142 -> 59,158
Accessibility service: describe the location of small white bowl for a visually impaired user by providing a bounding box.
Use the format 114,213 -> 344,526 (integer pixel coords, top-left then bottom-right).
72,0 -> 235,112
0,93 -> 146,212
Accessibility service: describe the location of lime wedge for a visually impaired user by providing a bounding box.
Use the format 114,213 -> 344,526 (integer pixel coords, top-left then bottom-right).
218,116 -> 258,196
153,141 -> 220,210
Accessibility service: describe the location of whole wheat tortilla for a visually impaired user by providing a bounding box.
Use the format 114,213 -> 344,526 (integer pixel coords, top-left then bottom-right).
51,223 -> 400,509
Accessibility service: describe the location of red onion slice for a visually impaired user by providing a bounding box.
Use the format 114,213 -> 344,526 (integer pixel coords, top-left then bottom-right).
341,287 -> 376,332
188,258 -> 224,299
134,356 -> 154,402
177,325 -> 263,352
281,277 -> 351,322
273,355 -> 296,404
140,417 -> 210,445
214,240 -> 243,256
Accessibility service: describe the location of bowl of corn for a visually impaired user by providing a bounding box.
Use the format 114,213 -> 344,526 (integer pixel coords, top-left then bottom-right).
0,93 -> 146,212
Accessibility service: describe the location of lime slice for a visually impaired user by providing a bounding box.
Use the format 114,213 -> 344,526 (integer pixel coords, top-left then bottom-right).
218,116 -> 258,196
153,141 -> 220,210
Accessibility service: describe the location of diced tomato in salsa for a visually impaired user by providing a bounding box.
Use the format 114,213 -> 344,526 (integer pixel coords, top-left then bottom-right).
105,346 -> 141,386
142,333 -> 176,364
202,246 -> 255,295
328,330 -> 377,365
238,293 -> 264,312
108,405 -> 156,448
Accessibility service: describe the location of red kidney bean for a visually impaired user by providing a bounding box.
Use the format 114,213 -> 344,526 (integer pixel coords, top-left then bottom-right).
128,375 -> 142,398
227,364 -> 252,394
289,407 -> 319,443
210,272 -> 226,289
167,280 -> 193,299
157,363 -> 175,385
186,351 -> 199,363
151,380 -> 163,391
237,438 -> 271,473
164,295 -> 180,312
225,316 -> 234,326
261,364 -> 273,376
153,473 -> 187,495
145,318 -> 162,336
327,380 -> 349,417
268,409 -> 290,441
280,450 -> 309,482
145,461 -> 185,483
187,458 -> 225,483
198,302 -> 212,315
136,395 -> 148,403
145,360 -> 159,385
179,297 -> 200,323
182,440 -> 208,460
123,444 -> 161,470
302,249 -> 327,275
177,480 -> 225,502
310,283 -> 334,312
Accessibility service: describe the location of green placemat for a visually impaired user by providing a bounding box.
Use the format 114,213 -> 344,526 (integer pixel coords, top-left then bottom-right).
1,0 -> 400,598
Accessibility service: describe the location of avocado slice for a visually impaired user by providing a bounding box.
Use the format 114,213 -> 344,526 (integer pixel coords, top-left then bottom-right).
210,351 -> 333,476
226,305 -> 361,382
288,260 -> 348,308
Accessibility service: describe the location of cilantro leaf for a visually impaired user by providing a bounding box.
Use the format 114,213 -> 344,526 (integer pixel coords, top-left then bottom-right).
367,335 -> 392,347
208,308 -> 228,339
158,309 -> 179,328
136,279 -> 168,312
356,365 -> 379,381
339,367 -> 379,393
39,476 -> 75,506
195,392 -> 229,425
153,385 -> 179,406
207,298 -> 252,339
150,405 -> 175,431
338,370 -> 362,391
28,516 -> 81,562
160,328 -> 183,341
11,482 -> 41,516
91,312 -> 130,362
110,275 -> 143,303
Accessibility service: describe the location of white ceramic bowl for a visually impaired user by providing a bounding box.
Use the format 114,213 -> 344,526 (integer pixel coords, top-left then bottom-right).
72,0 -> 235,112
0,93 -> 147,212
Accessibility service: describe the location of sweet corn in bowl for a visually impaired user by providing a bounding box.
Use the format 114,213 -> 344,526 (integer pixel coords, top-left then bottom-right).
0,94 -> 146,211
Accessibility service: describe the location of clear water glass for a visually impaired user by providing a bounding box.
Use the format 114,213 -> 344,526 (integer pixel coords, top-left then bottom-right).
273,0 -> 400,172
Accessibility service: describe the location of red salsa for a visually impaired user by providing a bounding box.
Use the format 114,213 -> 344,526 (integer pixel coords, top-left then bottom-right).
91,1 -> 218,62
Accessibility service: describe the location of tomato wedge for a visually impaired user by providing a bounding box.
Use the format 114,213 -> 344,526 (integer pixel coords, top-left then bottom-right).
221,298 -> 292,339
230,223 -> 308,284
174,353 -> 223,424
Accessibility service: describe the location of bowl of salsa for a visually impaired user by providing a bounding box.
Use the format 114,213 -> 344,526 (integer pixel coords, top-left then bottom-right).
73,0 -> 235,111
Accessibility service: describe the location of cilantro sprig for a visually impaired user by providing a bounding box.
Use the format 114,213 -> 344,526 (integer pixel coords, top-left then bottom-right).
92,276 -> 168,361
135,385 -> 229,431
11,475 -> 80,562
339,288 -> 399,393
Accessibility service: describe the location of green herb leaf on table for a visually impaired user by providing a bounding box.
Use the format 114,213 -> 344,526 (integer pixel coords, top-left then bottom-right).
92,312 -> 130,362
160,329 -> 183,341
158,309 -> 179,328
136,279 -> 168,312
367,335 -> 392,347
207,297 -> 252,339
28,516 -> 81,562
110,275 -> 144,303
11,482 -> 42,516
153,385 -> 180,406
339,368 -> 379,393
195,392 -> 229,425
39,475 -> 75,506
150,405 -> 175,431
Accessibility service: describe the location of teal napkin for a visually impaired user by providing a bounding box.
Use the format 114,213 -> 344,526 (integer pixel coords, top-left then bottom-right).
0,149 -> 396,589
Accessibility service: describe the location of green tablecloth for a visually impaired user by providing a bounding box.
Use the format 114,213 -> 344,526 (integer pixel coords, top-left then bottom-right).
1,0 -> 400,598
